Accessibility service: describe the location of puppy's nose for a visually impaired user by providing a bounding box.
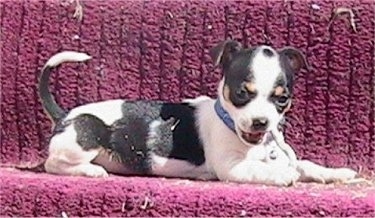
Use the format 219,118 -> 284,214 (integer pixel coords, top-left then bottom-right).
251,117 -> 269,131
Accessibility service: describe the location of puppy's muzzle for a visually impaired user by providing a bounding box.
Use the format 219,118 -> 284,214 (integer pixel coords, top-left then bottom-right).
251,117 -> 269,132
238,117 -> 269,144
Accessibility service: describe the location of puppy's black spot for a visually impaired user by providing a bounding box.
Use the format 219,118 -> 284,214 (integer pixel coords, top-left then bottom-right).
119,101 -> 205,166
109,116 -> 151,174
279,61 -> 294,91
263,48 -> 274,57
160,103 -> 205,166
73,114 -> 110,151
70,110 -> 154,174
222,48 -> 257,108
121,101 -> 163,124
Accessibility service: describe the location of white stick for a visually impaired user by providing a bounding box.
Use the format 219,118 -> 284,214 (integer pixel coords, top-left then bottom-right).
271,129 -> 297,168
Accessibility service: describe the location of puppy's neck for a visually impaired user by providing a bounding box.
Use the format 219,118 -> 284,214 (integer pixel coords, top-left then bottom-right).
214,99 -> 236,132
216,79 -> 238,133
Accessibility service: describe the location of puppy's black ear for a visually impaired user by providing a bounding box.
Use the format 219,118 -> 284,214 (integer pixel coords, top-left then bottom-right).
209,40 -> 242,68
279,47 -> 311,72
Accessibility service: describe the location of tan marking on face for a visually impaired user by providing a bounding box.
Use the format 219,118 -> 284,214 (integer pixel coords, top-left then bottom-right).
274,86 -> 284,96
223,85 -> 230,101
245,82 -> 256,93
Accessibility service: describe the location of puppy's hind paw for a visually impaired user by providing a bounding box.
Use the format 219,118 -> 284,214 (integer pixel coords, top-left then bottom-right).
82,164 -> 109,178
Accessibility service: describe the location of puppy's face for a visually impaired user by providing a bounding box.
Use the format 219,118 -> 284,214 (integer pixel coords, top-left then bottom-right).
210,40 -> 307,146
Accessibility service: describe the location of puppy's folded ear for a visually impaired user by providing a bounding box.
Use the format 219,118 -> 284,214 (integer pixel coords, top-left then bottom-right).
278,47 -> 311,73
209,40 -> 242,68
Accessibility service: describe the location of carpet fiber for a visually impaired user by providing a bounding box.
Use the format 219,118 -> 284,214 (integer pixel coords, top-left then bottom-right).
0,0 -> 374,216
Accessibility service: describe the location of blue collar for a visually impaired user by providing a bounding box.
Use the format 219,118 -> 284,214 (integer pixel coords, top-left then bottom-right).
214,100 -> 236,133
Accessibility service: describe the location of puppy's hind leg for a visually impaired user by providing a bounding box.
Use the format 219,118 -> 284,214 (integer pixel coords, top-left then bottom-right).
45,123 -> 109,177
45,157 -> 108,177
297,160 -> 357,183
44,148 -> 108,177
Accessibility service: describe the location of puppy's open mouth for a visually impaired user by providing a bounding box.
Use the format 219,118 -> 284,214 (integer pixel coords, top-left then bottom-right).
240,131 -> 265,144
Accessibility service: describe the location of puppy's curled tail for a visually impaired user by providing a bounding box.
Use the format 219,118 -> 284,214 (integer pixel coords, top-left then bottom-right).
39,51 -> 92,123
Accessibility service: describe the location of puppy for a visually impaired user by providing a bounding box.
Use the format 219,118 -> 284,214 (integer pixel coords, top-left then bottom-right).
40,41 -> 356,186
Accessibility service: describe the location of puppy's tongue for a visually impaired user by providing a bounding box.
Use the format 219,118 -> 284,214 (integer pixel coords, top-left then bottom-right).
241,131 -> 265,144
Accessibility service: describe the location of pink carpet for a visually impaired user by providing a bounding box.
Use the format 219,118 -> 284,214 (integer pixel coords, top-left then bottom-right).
1,168 -> 374,217
1,0 -> 374,216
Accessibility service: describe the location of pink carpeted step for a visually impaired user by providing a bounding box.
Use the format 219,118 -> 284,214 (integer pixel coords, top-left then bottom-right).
1,168 -> 374,217
1,0 -> 374,171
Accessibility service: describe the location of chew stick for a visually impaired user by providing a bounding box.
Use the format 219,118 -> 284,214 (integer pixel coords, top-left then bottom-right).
271,129 -> 297,168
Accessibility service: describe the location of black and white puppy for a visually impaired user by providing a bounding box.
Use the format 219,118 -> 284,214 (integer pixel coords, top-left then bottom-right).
40,41 -> 357,186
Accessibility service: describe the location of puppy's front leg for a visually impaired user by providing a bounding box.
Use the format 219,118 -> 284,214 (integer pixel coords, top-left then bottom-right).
297,160 -> 357,183
216,158 -> 300,186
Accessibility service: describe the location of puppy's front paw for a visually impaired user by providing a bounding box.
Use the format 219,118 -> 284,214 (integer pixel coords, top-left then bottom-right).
82,164 -> 109,178
297,160 -> 358,183
271,167 -> 300,186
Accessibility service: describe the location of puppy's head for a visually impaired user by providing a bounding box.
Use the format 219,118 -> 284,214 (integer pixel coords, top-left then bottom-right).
210,40 -> 308,146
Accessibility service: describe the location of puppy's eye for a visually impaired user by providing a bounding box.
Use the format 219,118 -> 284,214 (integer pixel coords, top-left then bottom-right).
235,87 -> 256,100
231,85 -> 257,107
275,94 -> 290,106
235,87 -> 248,100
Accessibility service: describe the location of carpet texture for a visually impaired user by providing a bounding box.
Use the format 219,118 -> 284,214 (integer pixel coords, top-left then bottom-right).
1,168 -> 374,217
0,0 -> 374,217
